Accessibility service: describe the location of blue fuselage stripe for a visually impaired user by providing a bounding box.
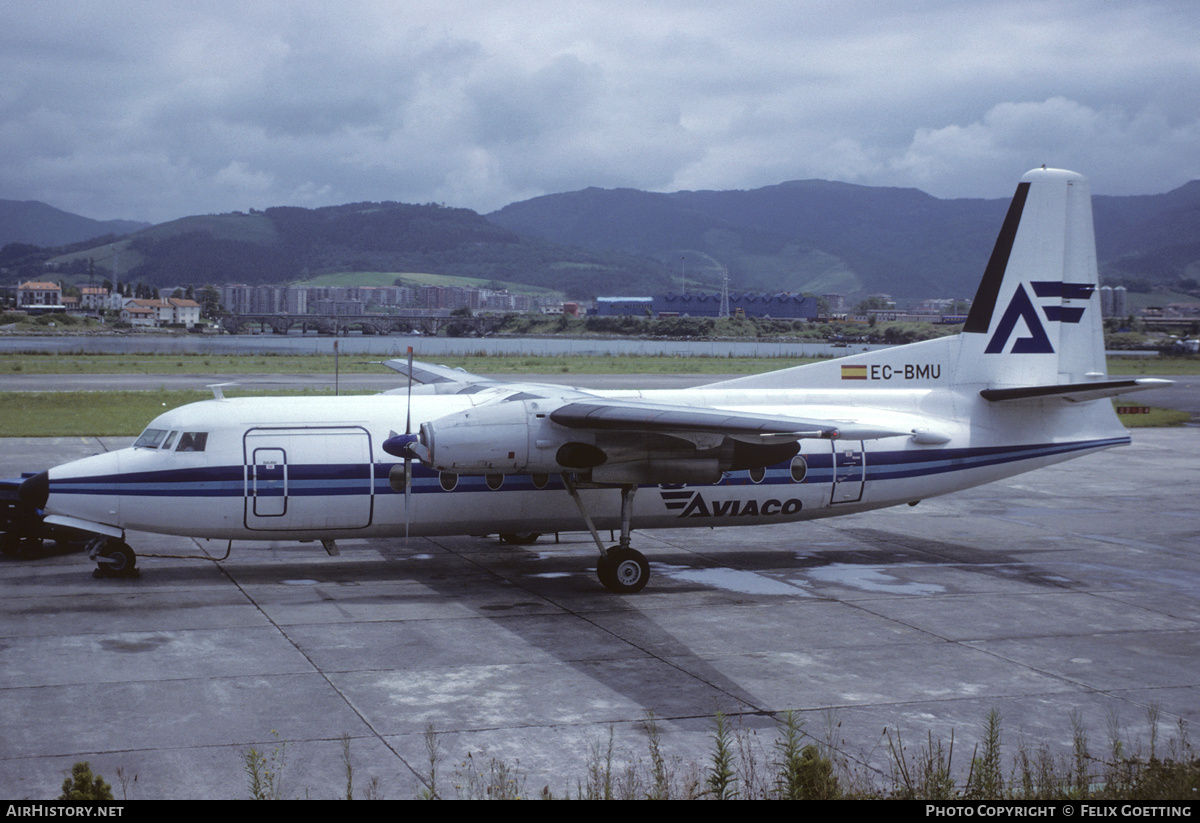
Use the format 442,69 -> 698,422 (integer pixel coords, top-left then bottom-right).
48,437 -> 1128,499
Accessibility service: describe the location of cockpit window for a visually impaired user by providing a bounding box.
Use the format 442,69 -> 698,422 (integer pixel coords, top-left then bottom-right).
161,431 -> 178,450
176,432 -> 208,452
133,428 -> 169,449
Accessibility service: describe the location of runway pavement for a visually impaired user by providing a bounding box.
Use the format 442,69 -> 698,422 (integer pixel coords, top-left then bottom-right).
1,428 -> 1197,799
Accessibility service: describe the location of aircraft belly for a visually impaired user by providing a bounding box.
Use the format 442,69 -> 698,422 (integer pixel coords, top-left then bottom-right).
122,495 -> 244,538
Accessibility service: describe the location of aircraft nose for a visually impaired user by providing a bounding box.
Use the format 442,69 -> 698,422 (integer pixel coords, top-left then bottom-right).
18,470 -> 49,509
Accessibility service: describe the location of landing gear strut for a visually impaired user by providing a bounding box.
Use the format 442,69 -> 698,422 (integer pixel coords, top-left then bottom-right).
563,476 -> 649,593
87,537 -> 139,579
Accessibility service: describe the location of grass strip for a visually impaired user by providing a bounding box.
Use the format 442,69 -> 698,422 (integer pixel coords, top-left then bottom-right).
0,389 -> 374,437
2,352 -> 823,377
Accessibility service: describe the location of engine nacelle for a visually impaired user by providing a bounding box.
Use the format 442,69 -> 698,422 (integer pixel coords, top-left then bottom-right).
412,398 -> 802,484
418,399 -> 578,475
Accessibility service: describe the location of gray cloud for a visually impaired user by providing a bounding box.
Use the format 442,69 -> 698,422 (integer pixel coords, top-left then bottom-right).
2,0 -> 1197,223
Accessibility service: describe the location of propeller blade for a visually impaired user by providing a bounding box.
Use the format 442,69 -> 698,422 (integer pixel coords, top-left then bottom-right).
405,346 -> 413,436
405,346 -> 414,542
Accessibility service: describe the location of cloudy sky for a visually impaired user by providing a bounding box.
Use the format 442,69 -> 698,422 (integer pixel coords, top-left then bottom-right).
3,0 -> 1198,224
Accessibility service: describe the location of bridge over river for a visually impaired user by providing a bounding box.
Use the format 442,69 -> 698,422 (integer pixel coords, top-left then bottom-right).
218,312 -> 502,337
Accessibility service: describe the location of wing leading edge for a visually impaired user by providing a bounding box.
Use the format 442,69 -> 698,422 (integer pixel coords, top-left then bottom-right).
549,399 -> 908,441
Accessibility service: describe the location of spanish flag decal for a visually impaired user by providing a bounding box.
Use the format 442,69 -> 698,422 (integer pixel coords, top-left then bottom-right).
841,365 -> 868,380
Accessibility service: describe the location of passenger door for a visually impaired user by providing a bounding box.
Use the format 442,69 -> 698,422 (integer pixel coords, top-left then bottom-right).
831,440 -> 865,504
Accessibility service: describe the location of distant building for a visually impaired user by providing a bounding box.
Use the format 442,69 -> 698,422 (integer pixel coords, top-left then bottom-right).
1100,285 -> 1128,318
119,303 -> 157,328
823,294 -> 846,314
214,283 -> 533,317
121,298 -> 202,328
79,286 -> 110,311
595,297 -> 653,316
652,292 -> 819,319
594,292 -> 820,319
17,281 -> 62,308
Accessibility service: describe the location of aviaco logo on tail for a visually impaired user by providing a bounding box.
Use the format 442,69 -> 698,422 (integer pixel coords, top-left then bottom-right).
660,489 -> 803,518
985,281 -> 1095,354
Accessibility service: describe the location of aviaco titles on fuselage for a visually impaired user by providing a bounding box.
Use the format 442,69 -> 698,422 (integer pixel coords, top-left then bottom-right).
16,168 -> 1170,592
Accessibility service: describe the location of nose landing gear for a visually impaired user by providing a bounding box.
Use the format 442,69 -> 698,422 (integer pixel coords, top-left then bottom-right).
87,537 -> 139,579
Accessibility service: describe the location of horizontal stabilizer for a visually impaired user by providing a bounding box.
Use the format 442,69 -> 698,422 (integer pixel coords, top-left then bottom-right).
383,358 -> 497,387
980,378 -> 1173,403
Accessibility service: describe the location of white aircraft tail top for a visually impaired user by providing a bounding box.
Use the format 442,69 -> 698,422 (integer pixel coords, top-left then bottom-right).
956,166 -> 1105,388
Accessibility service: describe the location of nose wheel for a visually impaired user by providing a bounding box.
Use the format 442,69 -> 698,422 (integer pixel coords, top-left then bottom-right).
87,537 -> 139,579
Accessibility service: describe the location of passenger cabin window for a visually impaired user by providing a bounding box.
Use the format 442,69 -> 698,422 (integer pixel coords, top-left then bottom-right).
176,432 -> 208,452
790,456 -> 808,483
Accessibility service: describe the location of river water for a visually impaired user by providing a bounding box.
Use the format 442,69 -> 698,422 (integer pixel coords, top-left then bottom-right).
0,333 -> 877,359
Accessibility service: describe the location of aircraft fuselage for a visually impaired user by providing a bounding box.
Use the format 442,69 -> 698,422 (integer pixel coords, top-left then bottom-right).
38,385 -> 1127,543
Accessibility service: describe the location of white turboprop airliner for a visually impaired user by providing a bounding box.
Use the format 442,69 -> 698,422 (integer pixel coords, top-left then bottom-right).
19,168 -> 1169,592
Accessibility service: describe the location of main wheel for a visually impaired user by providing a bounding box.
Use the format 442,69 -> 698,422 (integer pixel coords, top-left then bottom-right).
499,532 -> 541,546
96,540 -> 138,578
596,546 -> 649,594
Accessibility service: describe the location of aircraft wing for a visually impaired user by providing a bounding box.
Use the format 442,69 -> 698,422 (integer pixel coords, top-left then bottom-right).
395,387 -> 911,484
548,398 -> 908,441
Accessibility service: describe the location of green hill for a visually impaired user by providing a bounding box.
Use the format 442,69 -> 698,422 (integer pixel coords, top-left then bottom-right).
490,179 -> 1200,299
14,177 -> 1200,303
43,202 -> 669,300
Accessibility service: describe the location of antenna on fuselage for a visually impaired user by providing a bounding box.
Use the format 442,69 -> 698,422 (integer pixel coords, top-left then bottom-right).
207,382 -> 238,400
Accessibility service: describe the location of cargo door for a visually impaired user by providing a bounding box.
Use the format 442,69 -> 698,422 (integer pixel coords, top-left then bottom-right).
244,427 -> 374,531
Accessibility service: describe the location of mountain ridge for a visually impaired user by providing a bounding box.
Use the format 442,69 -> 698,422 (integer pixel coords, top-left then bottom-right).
0,199 -> 150,248
5,177 -> 1198,302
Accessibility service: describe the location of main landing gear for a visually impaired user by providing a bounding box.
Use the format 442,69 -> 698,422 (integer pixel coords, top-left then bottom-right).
596,545 -> 650,594
86,536 -> 139,579
563,476 -> 650,594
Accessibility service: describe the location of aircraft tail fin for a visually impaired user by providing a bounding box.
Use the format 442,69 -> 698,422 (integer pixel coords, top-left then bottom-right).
955,166 -> 1106,388
709,167 -> 1112,394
